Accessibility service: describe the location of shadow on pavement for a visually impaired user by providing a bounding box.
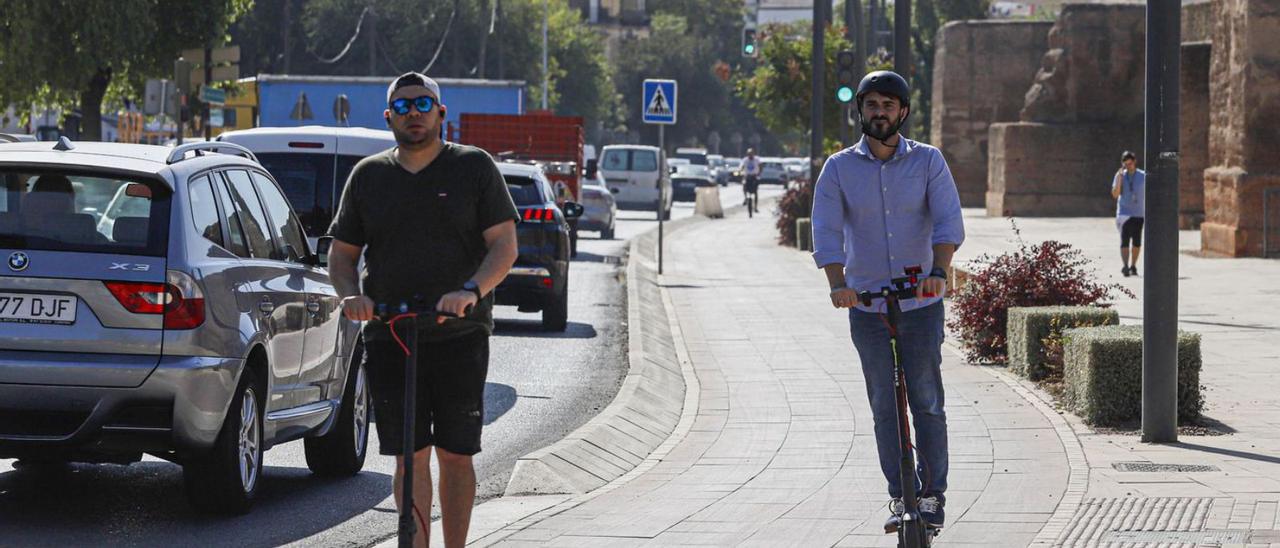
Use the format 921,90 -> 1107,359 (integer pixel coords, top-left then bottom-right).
483,382 -> 517,425
0,460 -> 391,547
1171,441 -> 1280,465
493,319 -> 597,339
571,251 -> 622,265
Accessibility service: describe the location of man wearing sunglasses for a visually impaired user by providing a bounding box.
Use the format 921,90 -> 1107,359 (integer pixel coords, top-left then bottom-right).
327,72 -> 519,548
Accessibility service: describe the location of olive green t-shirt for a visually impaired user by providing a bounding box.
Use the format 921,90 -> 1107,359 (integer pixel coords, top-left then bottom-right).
328,143 -> 519,341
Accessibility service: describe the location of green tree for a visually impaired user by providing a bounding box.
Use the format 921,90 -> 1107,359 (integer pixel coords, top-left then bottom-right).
230,0 -> 618,139
0,0 -> 247,140
735,23 -> 855,155
613,4 -> 775,155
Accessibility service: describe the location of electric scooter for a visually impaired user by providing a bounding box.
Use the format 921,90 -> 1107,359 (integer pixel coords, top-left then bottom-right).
374,299 -> 468,548
857,266 -> 940,548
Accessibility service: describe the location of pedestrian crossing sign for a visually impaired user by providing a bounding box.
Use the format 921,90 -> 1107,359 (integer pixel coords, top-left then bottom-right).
642,79 -> 677,125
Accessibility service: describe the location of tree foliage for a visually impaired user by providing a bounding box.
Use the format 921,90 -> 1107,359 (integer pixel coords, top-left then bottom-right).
0,0 -> 247,140
612,1 -> 776,155
735,23 -> 855,155
229,0 -> 618,139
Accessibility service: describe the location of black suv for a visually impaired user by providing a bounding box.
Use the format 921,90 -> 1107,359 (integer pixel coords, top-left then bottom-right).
495,162 -> 583,331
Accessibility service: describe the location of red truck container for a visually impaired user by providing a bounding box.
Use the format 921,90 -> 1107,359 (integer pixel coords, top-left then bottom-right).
447,112 -> 585,203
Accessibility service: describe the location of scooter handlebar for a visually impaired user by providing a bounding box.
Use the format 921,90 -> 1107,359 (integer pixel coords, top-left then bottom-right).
373,301 -> 472,323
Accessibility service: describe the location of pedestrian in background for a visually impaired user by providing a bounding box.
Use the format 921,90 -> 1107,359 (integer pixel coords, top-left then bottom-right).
1112,150 -> 1146,277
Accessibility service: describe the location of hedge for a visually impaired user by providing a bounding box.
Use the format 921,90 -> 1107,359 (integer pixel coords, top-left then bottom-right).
1061,325 -> 1203,426
1007,306 -> 1119,381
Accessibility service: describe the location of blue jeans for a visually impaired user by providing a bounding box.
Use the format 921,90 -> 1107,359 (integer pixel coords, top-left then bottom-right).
849,301 -> 948,500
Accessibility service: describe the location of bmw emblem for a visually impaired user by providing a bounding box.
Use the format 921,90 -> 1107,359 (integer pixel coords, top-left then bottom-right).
8,252 -> 29,272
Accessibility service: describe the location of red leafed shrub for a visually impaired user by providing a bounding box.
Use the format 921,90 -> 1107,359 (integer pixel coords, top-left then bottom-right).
948,222 -> 1133,364
775,181 -> 814,247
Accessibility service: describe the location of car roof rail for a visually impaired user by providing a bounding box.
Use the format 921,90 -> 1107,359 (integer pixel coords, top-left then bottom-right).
166,141 -> 258,165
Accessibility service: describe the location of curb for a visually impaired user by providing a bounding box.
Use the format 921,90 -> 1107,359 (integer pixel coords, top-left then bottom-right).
501,213 -> 703,496
945,262 -> 1091,546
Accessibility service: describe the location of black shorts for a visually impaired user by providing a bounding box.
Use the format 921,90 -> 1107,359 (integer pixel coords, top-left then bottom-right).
1121,217 -> 1145,248
744,175 -> 759,194
364,330 -> 489,456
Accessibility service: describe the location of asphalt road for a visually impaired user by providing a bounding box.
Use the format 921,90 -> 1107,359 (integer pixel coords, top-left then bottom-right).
0,182 -> 783,547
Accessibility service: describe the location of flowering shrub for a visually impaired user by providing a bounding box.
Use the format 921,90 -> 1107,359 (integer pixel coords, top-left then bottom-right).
775,181 -> 813,247
947,222 -> 1133,364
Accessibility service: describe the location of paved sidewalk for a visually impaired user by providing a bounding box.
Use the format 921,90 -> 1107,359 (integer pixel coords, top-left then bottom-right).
955,211 -> 1280,547
403,207 -> 1279,547
466,207 -> 1075,547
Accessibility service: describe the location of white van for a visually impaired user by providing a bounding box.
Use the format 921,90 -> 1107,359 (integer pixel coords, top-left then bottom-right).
599,145 -> 672,219
674,146 -> 709,166
217,126 -> 396,239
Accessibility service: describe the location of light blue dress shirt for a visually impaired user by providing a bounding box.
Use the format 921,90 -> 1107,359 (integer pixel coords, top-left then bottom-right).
811,136 -> 966,313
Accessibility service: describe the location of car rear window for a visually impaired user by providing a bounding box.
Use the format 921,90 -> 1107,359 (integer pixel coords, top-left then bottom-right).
601,149 -> 658,172
503,175 -> 544,206
254,152 -> 332,236
0,169 -> 169,256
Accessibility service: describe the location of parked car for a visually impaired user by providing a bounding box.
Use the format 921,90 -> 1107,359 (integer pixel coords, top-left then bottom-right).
707,154 -> 730,186
495,162 -> 583,331
783,157 -> 809,182
0,133 -> 37,143
760,157 -> 788,184
578,169 -> 617,239
671,164 -> 715,202
0,139 -> 367,514
216,126 -> 396,240
598,145 -> 672,219
674,146 -> 709,167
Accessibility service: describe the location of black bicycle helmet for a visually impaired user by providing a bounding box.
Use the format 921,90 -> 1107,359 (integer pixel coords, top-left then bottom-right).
855,70 -> 911,107
855,70 -> 911,144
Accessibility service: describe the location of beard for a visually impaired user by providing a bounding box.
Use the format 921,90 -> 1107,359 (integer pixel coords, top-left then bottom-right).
391,122 -> 437,150
860,115 -> 899,141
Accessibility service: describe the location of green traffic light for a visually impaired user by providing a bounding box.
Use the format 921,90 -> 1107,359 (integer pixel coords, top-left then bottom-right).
836,86 -> 854,103
744,44 -> 755,55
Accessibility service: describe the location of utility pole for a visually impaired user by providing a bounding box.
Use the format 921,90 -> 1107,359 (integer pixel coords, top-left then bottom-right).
203,47 -> 213,140
1142,0 -> 1181,444
541,0 -> 549,110
894,1 -> 909,80
367,7 -> 378,76
282,0 -> 292,73
810,0 -> 825,184
844,0 -> 864,148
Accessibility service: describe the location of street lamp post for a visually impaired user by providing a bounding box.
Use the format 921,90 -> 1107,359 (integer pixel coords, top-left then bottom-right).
541,0 -> 549,111
1142,0 -> 1181,444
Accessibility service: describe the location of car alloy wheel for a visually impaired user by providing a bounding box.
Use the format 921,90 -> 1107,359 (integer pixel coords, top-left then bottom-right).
238,387 -> 261,493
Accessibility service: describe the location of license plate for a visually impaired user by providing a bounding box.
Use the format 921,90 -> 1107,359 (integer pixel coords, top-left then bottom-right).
0,292 -> 77,325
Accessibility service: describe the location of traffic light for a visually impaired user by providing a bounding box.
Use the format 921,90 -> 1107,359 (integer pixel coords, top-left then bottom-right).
742,28 -> 758,57
836,50 -> 857,103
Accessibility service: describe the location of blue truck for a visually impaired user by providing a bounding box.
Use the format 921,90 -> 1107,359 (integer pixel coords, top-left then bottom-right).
253,74 -> 526,130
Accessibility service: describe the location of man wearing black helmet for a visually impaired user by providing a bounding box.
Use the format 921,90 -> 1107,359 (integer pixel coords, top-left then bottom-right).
810,70 -> 965,532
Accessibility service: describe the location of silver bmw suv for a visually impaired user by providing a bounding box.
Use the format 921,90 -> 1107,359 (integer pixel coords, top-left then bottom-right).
0,139 -> 367,514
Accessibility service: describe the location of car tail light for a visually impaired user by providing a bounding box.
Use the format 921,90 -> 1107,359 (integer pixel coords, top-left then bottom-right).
522,208 -> 558,222
288,141 -> 326,149
541,277 -> 554,288
103,270 -> 205,329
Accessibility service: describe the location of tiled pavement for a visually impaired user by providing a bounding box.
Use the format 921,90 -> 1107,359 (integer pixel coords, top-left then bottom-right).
472,209 -> 1073,547
406,207 -> 1280,547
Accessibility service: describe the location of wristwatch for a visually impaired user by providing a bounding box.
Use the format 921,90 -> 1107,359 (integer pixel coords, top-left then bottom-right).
929,267 -> 948,280
462,280 -> 483,301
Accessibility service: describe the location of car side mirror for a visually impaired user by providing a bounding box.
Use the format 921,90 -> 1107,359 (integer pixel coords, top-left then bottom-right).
313,236 -> 333,267
561,202 -> 585,219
